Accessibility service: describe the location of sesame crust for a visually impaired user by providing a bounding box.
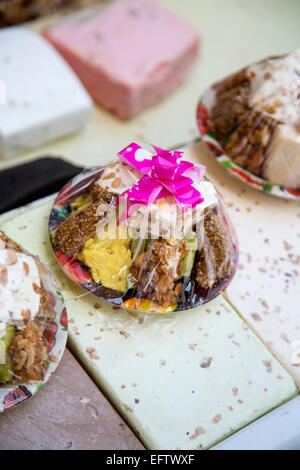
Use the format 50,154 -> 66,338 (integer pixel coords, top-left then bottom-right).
194,210 -> 232,290
132,239 -> 187,307
9,322 -> 49,382
52,185 -> 113,258
210,68 -> 280,176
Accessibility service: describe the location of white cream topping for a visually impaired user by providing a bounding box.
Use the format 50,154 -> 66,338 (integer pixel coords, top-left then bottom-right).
248,50 -> 300,125
0,249 -> 41,331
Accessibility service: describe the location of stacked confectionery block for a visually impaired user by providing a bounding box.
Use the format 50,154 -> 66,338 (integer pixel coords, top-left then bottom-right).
44,0 -> 200,119
0,27 -> 92,159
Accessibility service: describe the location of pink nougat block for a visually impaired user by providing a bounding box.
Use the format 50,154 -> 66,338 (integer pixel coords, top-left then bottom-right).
43,0 -> 200,119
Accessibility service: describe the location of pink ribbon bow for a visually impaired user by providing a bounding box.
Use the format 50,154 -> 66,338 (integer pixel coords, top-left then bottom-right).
117,143 -> 206,221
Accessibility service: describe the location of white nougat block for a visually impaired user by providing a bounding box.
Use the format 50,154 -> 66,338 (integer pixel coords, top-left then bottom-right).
0,27 -> 92,159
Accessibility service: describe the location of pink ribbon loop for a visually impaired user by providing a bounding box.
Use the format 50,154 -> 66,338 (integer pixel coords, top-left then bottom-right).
117,143 -> 206,221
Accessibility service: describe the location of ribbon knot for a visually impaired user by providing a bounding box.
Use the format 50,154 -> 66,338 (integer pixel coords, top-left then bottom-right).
117,143 -> 206,221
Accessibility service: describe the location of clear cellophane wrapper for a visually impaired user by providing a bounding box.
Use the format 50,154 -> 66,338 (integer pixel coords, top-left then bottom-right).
199,50 -> 300,190
0,231 -> 67,410
49,151 -> 239,316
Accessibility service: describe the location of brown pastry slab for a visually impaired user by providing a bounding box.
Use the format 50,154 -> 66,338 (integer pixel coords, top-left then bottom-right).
0,349 -> 144,450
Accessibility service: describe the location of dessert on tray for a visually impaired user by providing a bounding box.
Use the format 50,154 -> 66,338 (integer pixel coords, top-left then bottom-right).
43,0 -> 200,119
0,232 -> 67,412
197,50 -> 300,196
0,27 -> 92,159
50,144 -> 238,313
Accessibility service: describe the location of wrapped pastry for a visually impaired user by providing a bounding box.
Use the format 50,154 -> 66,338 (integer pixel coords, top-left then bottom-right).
197,50 -> 300,193
0,232 -> 67,396
50,143 -> 238,313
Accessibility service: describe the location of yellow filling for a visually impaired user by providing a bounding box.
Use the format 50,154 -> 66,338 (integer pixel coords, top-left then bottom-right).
70,195 -> 92,212
80,223 -> 132,292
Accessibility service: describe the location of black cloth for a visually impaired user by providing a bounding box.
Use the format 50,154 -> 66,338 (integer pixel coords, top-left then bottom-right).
0,157 -> 83,214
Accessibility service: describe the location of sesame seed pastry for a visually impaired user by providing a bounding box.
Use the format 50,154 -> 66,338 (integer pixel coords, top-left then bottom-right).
0,231 -> 67,390
49,144 -> 238,313
206,50 -> 300,190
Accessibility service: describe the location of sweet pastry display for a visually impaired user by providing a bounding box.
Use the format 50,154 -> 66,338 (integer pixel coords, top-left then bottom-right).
0,27 -> 92,159
49,144 -> 238,313
43,0 -> 200,119
0,231 -> 68,412
0,0 -> 99,27
197,50 -> 300,198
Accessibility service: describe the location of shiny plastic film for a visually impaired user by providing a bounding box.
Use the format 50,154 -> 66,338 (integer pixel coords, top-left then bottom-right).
197,50 -> 300,198
0,231 -> 67,412
49,143 -> 239,314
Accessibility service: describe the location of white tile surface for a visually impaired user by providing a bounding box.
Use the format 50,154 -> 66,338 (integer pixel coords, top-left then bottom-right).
213,396 -> 300,450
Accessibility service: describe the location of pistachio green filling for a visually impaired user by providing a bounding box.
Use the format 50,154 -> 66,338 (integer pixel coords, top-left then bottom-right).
0,325 -> 15,384
181,232 -> 198,278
